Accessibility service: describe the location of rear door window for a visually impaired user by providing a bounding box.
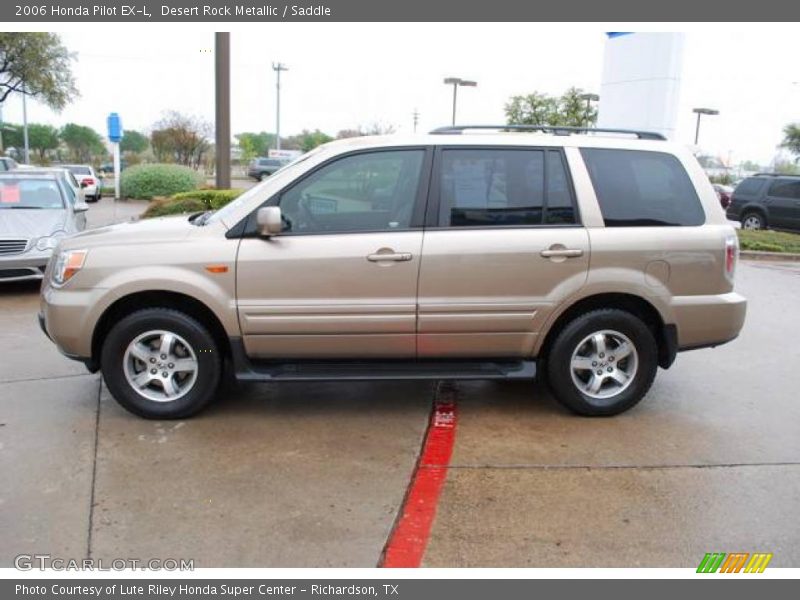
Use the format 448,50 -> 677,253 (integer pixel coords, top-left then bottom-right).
438,148 -> 577,227
734,177 -> 765,196
581,148 -> 705,227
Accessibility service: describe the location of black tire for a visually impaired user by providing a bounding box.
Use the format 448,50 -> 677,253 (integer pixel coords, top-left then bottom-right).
259,173 -> 267,182
100,308 -> 221,419
546,308 -> 658,416
741,211 -> 766,230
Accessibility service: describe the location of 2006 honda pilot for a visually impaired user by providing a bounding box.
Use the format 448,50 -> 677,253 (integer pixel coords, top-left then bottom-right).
39,126 -> 747,419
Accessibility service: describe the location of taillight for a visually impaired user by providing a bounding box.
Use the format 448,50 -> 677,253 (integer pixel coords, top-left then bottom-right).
725,235 -> 738,280
81,177 -> 94,185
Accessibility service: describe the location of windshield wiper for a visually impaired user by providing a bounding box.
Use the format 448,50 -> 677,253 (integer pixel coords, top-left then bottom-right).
189,210 -> 214,226
0,205 -> 45,209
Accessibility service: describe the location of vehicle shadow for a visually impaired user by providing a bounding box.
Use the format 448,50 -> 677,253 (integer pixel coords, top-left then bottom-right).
0,280 -> 42,297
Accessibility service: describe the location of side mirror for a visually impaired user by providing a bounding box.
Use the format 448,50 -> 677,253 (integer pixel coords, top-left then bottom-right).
74,202 -> 89,213
256,206 -> 283,237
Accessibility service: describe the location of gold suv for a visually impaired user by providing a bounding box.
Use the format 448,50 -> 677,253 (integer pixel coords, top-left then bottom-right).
39,126 -> 747,419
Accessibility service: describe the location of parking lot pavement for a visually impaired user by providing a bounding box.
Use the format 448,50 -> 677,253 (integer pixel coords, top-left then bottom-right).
423,260 -> 800,567
86,197 -> 148,229
89,380 -> 431,567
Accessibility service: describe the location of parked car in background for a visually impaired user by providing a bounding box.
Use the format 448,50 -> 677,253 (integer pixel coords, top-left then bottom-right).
713,184 -> 733,209
63,164 -> 102,202
0,157 -> 18,171
22,167 -> 89,230
0,172 -> 88,282
39,126 -> 746,420
99,160 -> 127,174
727,173 -> 800,231
247,157 -> 289,181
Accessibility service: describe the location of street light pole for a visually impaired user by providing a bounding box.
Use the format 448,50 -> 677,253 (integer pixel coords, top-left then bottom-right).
578,93 -> 599,127
692,107 -> 719,146
273,62 -> 288,151
443,77 -> 477,126
215,32 -> 231,190
22,86 -> 30,164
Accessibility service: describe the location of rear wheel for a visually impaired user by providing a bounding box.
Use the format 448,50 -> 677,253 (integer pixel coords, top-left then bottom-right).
100,308 -> 221,419
546,309 -> 658,416
742,211 -> 765,230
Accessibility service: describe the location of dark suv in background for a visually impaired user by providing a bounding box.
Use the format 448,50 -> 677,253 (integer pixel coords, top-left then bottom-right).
727,173 -> 800,231
247,157 -> 289,181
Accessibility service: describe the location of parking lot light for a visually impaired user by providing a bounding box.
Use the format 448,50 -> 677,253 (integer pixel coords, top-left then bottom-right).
693,107 -> 719,145
444,77 -> 477,126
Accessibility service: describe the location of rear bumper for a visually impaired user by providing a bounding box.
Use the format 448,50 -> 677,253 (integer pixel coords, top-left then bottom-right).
670,292 -> 747,350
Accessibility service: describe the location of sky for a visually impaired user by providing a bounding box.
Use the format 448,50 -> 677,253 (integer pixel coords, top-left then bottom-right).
1,24 -> 799,165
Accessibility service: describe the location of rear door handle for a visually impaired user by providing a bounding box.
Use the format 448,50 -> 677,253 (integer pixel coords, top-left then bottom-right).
367,252 -> 412,262
540,248 -> 584,258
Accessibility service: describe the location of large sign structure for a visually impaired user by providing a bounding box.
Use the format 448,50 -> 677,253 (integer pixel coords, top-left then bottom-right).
597,33 -> 685,141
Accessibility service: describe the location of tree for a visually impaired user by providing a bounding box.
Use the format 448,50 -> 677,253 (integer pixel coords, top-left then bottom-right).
60,123 -> 105,162
283,129 -> 333,153
336,122 -> 396,139
235,131 -> 276,161
780,123 -> 800,160
0,33 -> 78,110
28,123 -> 60,161
505,87 -> 598,127
120,130 -> 149,154
740,160 -> 761,172
150,111 -> 211,168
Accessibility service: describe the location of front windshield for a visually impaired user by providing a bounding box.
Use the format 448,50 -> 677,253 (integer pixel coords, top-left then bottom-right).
0,179 -> 65,209
207,147 -> 324,225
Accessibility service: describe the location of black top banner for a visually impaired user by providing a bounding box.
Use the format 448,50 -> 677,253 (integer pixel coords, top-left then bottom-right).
3,0 -> 800,22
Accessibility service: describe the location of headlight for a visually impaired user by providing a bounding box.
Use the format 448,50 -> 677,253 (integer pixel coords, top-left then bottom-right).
34,231 -> 67,252
52,249 -> 88,287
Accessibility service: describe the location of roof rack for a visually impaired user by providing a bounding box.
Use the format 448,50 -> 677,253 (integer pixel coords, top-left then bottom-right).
429,124 -> 667,141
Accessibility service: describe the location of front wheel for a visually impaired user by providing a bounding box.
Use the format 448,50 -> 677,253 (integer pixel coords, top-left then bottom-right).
100,308 -> 221,419
546,309 -> 658,416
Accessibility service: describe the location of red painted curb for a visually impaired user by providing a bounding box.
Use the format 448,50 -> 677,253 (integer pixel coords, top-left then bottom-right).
381,389 -> 457,568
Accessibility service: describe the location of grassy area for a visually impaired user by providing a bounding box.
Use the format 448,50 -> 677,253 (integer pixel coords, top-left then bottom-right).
737,229 -> 800,253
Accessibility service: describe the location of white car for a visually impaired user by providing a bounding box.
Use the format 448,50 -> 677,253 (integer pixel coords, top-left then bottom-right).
63,164 -> 102,202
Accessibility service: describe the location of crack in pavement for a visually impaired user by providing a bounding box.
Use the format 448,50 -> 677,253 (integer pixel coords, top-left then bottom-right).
86,378 -> 102,560
0,372 -> 100,385
434,461 -> 800,470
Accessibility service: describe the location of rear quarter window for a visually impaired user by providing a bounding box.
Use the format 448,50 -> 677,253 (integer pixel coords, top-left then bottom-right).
581,148 -> 705,227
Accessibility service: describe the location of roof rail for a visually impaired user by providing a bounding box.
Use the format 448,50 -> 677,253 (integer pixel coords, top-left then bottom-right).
429,124 -> 667,141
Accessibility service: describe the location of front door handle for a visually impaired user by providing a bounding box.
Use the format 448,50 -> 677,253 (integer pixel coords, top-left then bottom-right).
367,252 -> 412,262
540,248 -> 584,258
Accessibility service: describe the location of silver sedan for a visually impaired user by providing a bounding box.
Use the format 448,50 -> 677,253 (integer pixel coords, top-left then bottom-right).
0,172 -> 89,283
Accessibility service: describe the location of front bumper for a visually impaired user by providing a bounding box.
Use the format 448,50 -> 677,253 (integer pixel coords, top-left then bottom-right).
0,251 -> 51,282
670,292 -> 747,350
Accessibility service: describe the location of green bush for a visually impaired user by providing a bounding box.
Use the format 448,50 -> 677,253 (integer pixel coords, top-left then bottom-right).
170,188 -> 243,210
141,188 -> 244,219
120,164 -> 204,199
142,197 -> 207,219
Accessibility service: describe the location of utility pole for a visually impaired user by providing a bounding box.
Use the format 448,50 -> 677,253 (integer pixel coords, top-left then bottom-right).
273,62 -> 288,151
412,108 -> 419,133
22,86 -> 30,164
215,32 -> 231,189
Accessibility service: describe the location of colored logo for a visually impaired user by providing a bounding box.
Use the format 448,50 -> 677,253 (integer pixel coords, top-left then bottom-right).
697,552 -> 772,573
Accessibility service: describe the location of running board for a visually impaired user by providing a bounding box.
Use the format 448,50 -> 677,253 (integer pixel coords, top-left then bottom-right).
230,339 -> 536,382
